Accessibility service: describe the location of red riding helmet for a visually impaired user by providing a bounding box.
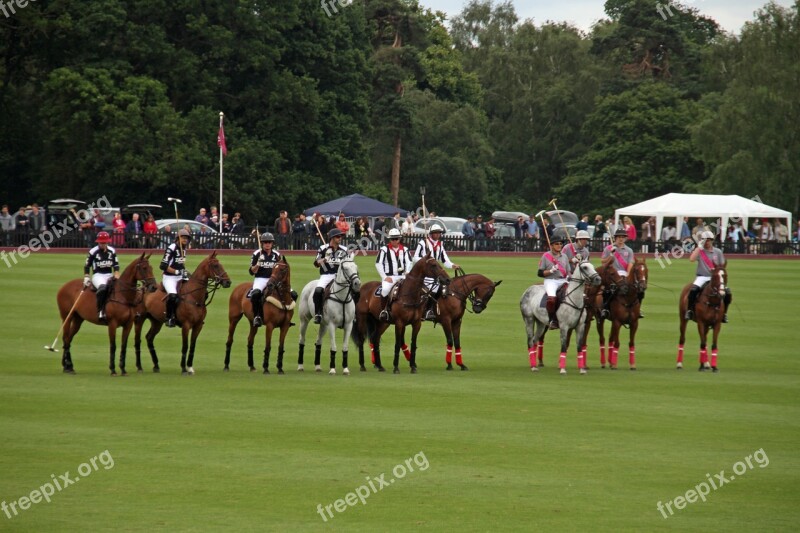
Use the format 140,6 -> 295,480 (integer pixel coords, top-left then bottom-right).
96,231 -> 111,243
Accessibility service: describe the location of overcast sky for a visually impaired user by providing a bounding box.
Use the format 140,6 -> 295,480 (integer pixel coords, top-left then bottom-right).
422,0 -> 795,34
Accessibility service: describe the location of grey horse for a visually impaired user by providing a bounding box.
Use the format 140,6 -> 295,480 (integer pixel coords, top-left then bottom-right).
297,257 -> 361,375
520,260 -> 601,375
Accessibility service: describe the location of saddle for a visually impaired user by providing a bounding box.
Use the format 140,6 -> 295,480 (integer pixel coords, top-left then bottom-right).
539,283 -> 568,309
373,280 -> 403,306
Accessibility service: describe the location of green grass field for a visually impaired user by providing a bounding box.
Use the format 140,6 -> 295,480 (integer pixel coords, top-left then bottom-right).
1,251 -> 798,531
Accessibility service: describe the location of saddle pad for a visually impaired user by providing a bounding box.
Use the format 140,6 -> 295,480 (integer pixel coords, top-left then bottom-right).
246,288 -> 254,298
374,286 -> 382,297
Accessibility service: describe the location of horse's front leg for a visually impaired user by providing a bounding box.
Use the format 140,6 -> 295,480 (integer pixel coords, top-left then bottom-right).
409,320 -> 422,373
107,323 -> 118,376
628,317 -> 639,370
224,312 -> 243,371
596,314 -> 607,368
442,318 -> 455,370
575,318 -> 587,374
453,317 -> 468,371
277,319 -> 291,374
710,322 -> 721,372
392,323 -> 405,374
186,322 -> 204,375
119,320 -> 134,376
134,316 -> 144,372
145,318 -> 163,372
327,321 -> 338,375
558,326 -> 571,375
341,311 -> 353,376
696,320 -> 709,371
263,324 -> 274,374
180,324 -> 190,374
609,320 -> 622,370
245,324 -> 258,372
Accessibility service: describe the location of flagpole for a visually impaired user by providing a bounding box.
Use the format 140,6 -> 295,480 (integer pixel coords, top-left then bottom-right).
219,112 -> 224,226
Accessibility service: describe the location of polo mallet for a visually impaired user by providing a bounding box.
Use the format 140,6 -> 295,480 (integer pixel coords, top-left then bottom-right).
311,213 -> 327,245
44,288 -> 86,352
536,209 -> 552,250
548,198 -> 574,246
167,197 -> 184,256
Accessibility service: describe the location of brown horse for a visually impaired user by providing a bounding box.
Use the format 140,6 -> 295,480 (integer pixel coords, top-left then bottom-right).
136,251 -> 231,374
433,272 -> 501,371
595,258 -> 648,370
353,253 -> 450,374
678,264 -> 727,372
224,257 -> 295,373
57,253 -> 157,375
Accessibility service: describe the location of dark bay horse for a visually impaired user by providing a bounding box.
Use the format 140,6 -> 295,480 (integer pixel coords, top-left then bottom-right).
433,272 -> 501,370
595,258 -> 648,370
57,253 -> 157,375
225,257 -> 294,373
678,264 -> 727,372
352,253 -> 450,374
136,251 -> 231,375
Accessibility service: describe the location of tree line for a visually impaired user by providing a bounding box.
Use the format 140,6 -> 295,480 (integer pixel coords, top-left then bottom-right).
0,0 -> 797,221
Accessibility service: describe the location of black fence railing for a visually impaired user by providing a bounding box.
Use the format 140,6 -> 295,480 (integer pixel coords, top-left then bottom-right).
1,227 -> 798,256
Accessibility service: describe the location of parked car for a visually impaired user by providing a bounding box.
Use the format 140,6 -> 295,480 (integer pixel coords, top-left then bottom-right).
410,217 -> 468,237
155,219 -> 252,249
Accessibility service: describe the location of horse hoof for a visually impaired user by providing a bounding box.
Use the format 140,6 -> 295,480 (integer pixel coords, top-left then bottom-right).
249,367 -> 256,372
630,367 -> 637,371
120,370 -> 128,376
698,365 -> 706,372
537,362 -> 544,368
711,366 -> 719,373
278,369 -> 285,375
410,367 -> 417,374
459,365 -> 469,371
377,366 -> 386,372
360,365 -> 367,372
263,369 -> 270,375
110,371 -> 117,377
531,366 -> 538,372
297,365 -> 304,372
187,367 -> 195,375
137,368 -> 143,374
153,366 -> 160,373
182,371 -> 188,376
559,369 -> 567,375
393,368 -> 400,374
446,364 -> 453,371
223,366 -> 229,372
343,368 -> 350,376
329,369 -> 336,375
580,368 -> 587,375
601,365 -> 606,369
314,365 -> 322,373
610,366 -> 617,371
63,368 -> 76,374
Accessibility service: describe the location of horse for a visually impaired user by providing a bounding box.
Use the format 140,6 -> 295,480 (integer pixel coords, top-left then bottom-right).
678,264 -> 727,372
433,271 -> 502,371
595,258 -> 648,370
56,253 -> 157,375
296,257 -> 361,375
520,260 -> 601,375
224,257 -> 295,373
135,251 -> 231,375
352,253 -> 450,374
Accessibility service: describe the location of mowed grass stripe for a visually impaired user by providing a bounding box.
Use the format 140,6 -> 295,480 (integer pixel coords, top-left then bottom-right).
0,252 -> 798,531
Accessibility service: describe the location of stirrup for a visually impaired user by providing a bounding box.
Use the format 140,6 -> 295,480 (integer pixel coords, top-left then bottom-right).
684,310 -> 694,320
379,309 -> 390,322
600,308 -> 610,319
722,314 -> 728,323
166,317 -> 176,328
424,309 -> 436,321
253,316 -> 263,327
548,320 -> 559,330
313,314 -> 322,324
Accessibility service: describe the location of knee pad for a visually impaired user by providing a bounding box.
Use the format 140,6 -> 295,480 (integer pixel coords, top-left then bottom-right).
250,289 -> 262,300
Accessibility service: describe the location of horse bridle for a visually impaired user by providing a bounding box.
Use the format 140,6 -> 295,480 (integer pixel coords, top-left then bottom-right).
450,270 -> 493,313
182,259 -> 229,307
560,263 -> 601,311
265,263 -> 291,300
109,259 -> 157,307
329,260 -> 359,303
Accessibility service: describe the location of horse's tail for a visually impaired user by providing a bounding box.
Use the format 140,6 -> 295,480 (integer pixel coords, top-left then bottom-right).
350,316 -> 364,348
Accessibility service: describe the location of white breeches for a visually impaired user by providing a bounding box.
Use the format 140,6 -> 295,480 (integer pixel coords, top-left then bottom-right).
544,278 -> 567,297
381,275 -> 405,297
692,276 -> 711,288
162,274 -> 181,294
252,277 -> 269,292
316,274 -> 335,289
92,273 -> 113,289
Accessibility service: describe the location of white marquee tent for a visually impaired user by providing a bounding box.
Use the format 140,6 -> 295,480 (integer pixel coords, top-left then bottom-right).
614,193 -> 792,241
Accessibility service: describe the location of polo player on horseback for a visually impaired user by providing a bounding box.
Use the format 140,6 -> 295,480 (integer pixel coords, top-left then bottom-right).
412,223 -> 460,321
312,227 -> 351,324
160,228 -> 191,327
376,227 -> 412,322
249,232 -> 281,328
537,233 -> 570,329
600,228 -> 643,319
563,230 -> 591,273
83,231 -> 120,321
685,230 -> 732,323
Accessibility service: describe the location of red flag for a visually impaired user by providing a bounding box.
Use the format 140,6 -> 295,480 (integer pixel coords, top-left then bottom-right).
217,125 -> 227,156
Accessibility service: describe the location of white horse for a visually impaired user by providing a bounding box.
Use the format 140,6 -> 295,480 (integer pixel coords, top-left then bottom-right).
297,258 -> 361,375
520,260 -> 601,375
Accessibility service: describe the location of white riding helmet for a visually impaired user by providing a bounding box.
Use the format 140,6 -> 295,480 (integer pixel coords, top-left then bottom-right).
576,230 -> 590,239
701,230 -> 715,240
428,224 -> 445,234
387,228 -> 402,238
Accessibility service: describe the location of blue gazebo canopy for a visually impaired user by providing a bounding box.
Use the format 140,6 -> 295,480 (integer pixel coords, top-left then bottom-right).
304,194 -> 409,217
